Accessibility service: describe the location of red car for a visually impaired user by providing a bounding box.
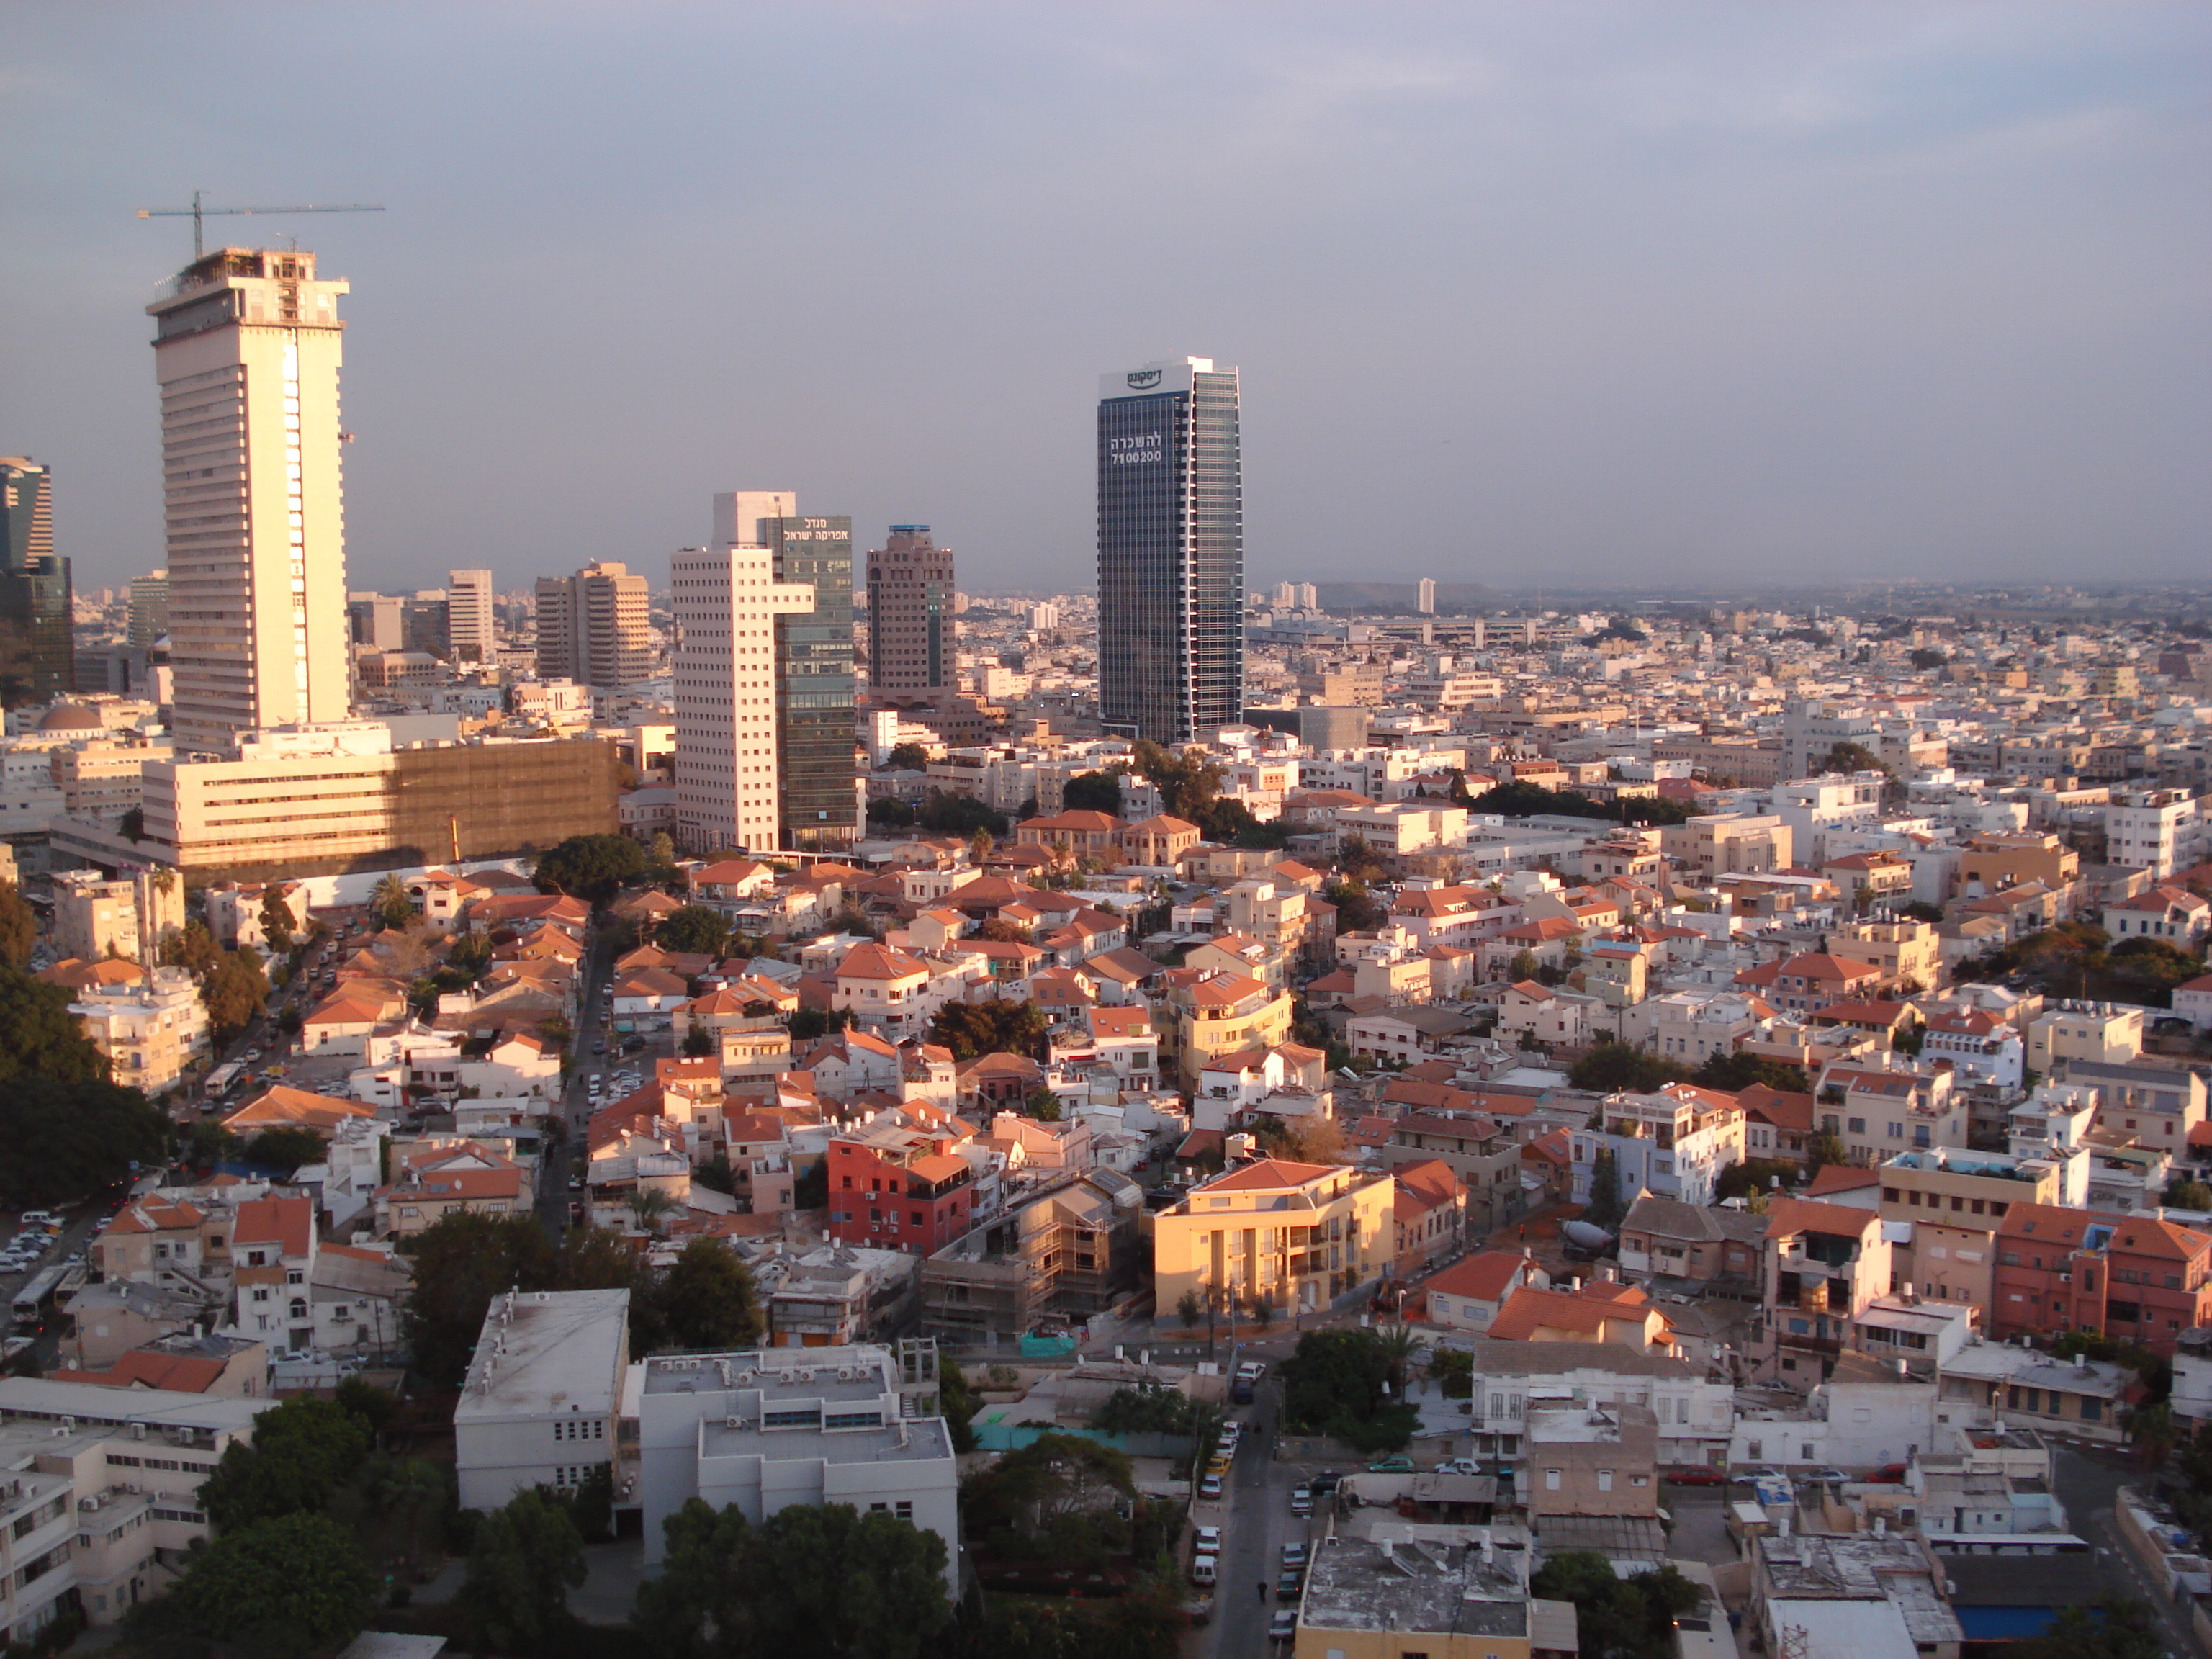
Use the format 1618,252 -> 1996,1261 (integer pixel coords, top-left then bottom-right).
1661,1467 -> 1727,1487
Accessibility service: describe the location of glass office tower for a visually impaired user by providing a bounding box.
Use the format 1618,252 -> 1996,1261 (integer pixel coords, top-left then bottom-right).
1096,358 -> 1242,745
765,513 -> 858,850
0,458 -> 74,706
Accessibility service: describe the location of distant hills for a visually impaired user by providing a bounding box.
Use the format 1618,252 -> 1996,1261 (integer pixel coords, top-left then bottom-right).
1313,581 -> 1501,615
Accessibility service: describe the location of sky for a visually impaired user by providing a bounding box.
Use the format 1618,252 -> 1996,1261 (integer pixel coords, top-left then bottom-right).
5,2 -> 2209,598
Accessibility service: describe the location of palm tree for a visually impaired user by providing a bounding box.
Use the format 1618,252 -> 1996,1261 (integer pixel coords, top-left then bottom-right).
626,1188 -> 675,1235
370,872 -> 413,930
1374,1322 -> 1428,1393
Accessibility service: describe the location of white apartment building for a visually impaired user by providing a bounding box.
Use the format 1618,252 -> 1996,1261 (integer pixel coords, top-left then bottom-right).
671,536 -> 817,854
454,1288 -> 631,1512
447,567 -> 496,664
70,966 -> 210,1095
637,1341 -> 960,1593
2105,789 -> 2203,879
0,1378 -> 267,1642
52,866 -> 184,965
1572,1083 -> 1746,1210
147,248 -> 353,756
1455,1341 -> 1735,1469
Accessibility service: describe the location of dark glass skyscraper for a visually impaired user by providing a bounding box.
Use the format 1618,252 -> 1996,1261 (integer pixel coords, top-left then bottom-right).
1096,358 -> 1241,745
765,513 -> 858,850
0,458 -> 74,707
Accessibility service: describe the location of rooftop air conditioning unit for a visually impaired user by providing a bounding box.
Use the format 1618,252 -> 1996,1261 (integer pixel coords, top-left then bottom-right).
132,1422 -> 147,1439
724,1416 -> 745,1431
799,1368 -> 817,1382
79,1496 -> 99,1512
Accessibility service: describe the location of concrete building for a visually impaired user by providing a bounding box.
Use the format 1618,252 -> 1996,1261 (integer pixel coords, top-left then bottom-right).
70,966 -> 210,1095
58,721 -> 619,884
2105,788 -> 2200,878
1096,357 -> 1242,745
866,525 -> 954,693
125,570 -> 168,648
51,866 -> 183,964
0,457 -> 74,703
453,1287 -> 631,1512
147,248 -> 352,755
637,1340 -> 959,1593
534,561 -> 651,691
919,1170 -> 1144,1344
671,528 -> 818,854
1292,1529 -> 1570,1659
1151,1157 -> 1395,1317
446,567 -> 495,664
1572,1084 -> 1747,1210
1525,1401 -> 1661,1521
0,1377 -> 267,1643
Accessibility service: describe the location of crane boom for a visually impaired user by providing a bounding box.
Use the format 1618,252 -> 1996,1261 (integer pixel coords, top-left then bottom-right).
137,190 -> 385,260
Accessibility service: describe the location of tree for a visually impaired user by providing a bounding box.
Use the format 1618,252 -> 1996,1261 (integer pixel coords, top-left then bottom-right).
927,997 -> 1048,1061
1530,1551 -> 1699,1659
650,1238 -> 765,1352
1815,742 -> 1887,778
1023,1085 -> 1064,1122
626,1187 -> 676,1235
462,1486 -> 587,1654
197,1395 -> 373,1532
1507,948 -> 1541,982
2014,1599 -> 2169,1659
243,1125 -> 328,1172
1717,1159 -> 1799,1204
1278,1329 -> 1418,1452
637,1500 -> 950,1659
1372,1322 -> 1427,1390
1429,1346 -> 1475,1398
161,919 -> 220,976
1569,1041 -> 1691,1095
1177,1289 -> 1202,1329
1692,1051 -> 1809,1093
965,1433 -> 1138,1553
184,1120 -> 245,1168
176,1512 -> 375,1653
2170,1177 -> 2212,1211
202,949 -> 271,1042
788,1005 -> 855,1041
400,1211 -> 561,1388
649,829 -> 678,871
1583,1146 -> 1624,1229
0,966 -> 111,1084
0,1077 -> 167,1205
534,833 -> 647,904
369,871 -> 414,930
259,887 -> 297,953
682,1026 -> 718,1058
0,880 -> 35,969
1807,1130 -> 1848,1172
657,904 -> 733,957
884,741 -> 932,773
1061,770 -> 1124,815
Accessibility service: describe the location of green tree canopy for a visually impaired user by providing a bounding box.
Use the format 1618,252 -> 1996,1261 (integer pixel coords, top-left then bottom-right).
884,741 -> 932,773
0,880 -> 36,969
1060,770 -> 1125,815
1583,1146 -> 1625,1229
1128,740 -> 1220,822
201,949 -> 271,1042
534,833 -> 648,904
657,904 -> 734,956
259,887 -> 297,953
1278,1329 -> 1418,1452
462,1485 -> 588,1653
1530,1551 -> 1699,1659
161,919 -> 221,975
0,1076 -> 166,1205
0,965 -> 111,1084
401,1211 -> 562,1388
648,1238 -> 765,1352
197,1395 -> 374,1532
1469,779 -> 1697,827
243,1125 -> 328,1172
1691,1051 -> 1809,1093
176,1511 -> 375,1653
928,997 -> 1048,1061
1569,1041 -> 1692,1095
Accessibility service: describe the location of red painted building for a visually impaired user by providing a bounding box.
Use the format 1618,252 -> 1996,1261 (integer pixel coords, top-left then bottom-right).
1990,1200 -> 2212,1357
826,1118 -> 976,1254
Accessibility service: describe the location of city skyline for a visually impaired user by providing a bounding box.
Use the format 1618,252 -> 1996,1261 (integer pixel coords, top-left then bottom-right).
6,4 -> 2208,598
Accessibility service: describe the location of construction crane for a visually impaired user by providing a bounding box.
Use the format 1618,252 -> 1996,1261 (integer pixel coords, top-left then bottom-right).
136,189 -> 385,261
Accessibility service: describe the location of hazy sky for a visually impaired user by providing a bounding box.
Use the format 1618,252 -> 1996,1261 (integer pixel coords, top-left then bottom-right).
6,2 -> 2208,597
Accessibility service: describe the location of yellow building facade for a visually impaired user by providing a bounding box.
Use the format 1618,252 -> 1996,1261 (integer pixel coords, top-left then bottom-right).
1153,1158 -> 1395,1314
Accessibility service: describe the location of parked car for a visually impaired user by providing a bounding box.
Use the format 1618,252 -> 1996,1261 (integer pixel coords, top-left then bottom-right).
1435,1457 -> 1484,1477
1276,1570 -> 1303,1601
1663,1467 -> 1727,1487
1367,1456 -> 1413,1473
1189,1554 -> 1215,1586
1269,1610 -> 1297,1642
1198,1473 -> 1223,1500
1290,1485 -> 1312,1516
1281,1542 -> 1308,1570
1192,1525 -> 1221,1557
1807,1467 -> 1848,1485
1309,1470 -> 1342,1494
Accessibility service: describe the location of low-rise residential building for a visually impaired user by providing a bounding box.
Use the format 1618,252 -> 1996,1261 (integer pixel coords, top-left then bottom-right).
1989,1201 -> 2212,1356
826,1118 -> 979,1256
1816,1059 -> 1964,1165
1758,1197 -> 1892,1389
1617,1194 -> 1765,1289
1152,1157 -> 1395,1318
1422,1249 -> 1548,1335
68,966 -> 210,1097
454,1287 -> 630,1511
1573,1083 -> 1747,1210
2061,1057 -> 2207,1156
1458,1339 -> 1736,1469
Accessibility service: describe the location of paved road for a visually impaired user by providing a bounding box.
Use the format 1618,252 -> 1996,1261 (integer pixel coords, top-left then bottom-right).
2051,1442 -> 2208,1659
1202,1377 -> 1321,1659
538,927 -> 616,1237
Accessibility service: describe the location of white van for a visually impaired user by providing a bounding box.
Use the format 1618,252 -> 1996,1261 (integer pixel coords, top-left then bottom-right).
1190,1555 -> 1217,1586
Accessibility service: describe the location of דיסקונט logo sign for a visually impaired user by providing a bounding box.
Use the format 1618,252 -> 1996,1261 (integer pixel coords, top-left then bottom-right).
1126,369 -> 1162,390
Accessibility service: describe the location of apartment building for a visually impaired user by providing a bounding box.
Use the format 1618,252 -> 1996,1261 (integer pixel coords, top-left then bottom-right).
454,1288 -> 630,1511
51,867 -> 184,966
1758,1198 -> 1892,1387
826,1118 -> 978,1256
1956,831 -> 2079,902
534,560 -> 652,690
2105,788 -> 2201,878
1876,1146 -> 2075,1312
1660,813 -> 1793,876
1990,1202 -> 2212,1357
1457,1340 -> 1736,1468
1152,1157 -> 1395,1317
1816,1059 -> 1964,1165
1163,968 -> 1295,1087
1572,1083 -> 1746,1210
1822,917 -> 1943,994
0,1378 -> 266,1642
68,966 -> 210,1094
2060,1058 -> 2207,1156
2024,1002 -> 2143,1074
919,1169 -> 1143,1343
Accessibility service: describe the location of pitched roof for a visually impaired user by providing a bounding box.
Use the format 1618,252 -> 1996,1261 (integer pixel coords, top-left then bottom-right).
222,1084 -> 374,1132
835,941 -> 930,981
1488,1282 -> 1667,1344
1198,1157 -> 1344,1193
1763,1197 -> 1881,1242
1424,1249 -> 1533,1303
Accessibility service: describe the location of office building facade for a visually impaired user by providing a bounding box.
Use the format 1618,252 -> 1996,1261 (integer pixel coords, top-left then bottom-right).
715,493 -> 858,852
534,561 -> 651,690
447,567 -> 495,662
866,525 -> 953,693
0,458 -> 75,706
671,531 -> 817,854
1095,357 -> 1241,745
127,570 -> 169,647
146,249 -> 352,754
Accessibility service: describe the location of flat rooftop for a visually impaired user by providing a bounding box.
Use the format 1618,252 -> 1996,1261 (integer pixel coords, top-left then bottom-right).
1300,1532 -> 1534,1640
455,1287 -> 629,1420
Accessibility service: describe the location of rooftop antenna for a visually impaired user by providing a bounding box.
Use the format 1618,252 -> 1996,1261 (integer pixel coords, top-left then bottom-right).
136,189 -> 385,261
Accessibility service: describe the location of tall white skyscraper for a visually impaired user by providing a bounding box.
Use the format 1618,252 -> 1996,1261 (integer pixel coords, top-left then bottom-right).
1417,577 -> 1437,615
148,247 -> 353,754
447,568 -> 495,663
671,528 -> 816,853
